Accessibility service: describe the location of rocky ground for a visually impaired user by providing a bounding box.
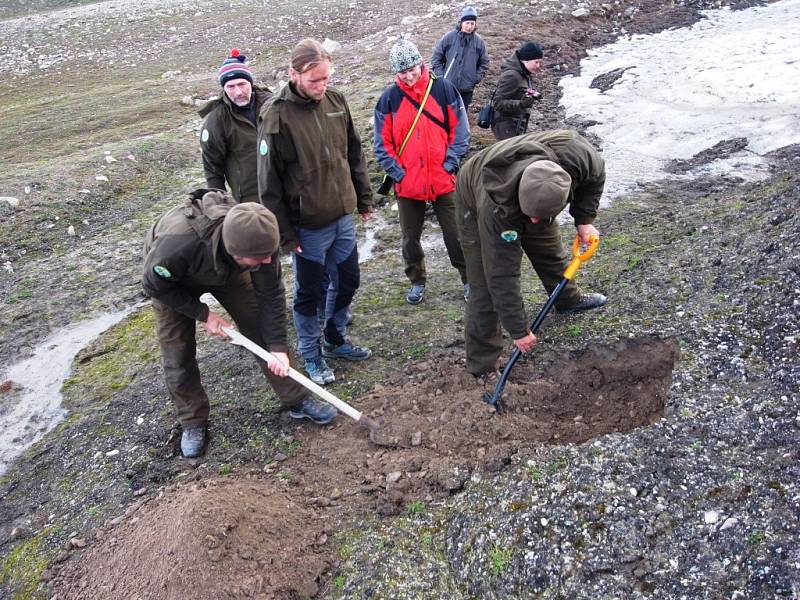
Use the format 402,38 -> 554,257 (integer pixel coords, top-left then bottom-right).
1,0 -> 798,598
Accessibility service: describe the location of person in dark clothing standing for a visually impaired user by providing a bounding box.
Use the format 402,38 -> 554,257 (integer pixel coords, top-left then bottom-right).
198,48 -> 272,203
431,6 -> 490,111
455,130 -> 608,382
143,191 -> 337,458
257,39 -> 374,386
374,39 -> 470,305
491,41 -> 544,140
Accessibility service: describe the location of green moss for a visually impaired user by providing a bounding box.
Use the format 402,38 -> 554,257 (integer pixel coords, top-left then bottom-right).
62,310 -> 159,405
489,543 -> 514,577
0,534 -> 49,600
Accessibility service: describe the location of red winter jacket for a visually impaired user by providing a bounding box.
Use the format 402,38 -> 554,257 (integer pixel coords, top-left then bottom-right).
373,66 -> 470,201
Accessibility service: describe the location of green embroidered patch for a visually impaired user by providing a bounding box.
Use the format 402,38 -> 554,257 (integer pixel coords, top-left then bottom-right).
501,230 -> 519,242
153,265 -> 172,279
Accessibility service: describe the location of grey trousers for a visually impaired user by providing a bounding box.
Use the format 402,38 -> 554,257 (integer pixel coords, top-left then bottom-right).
397,192 -> 467,285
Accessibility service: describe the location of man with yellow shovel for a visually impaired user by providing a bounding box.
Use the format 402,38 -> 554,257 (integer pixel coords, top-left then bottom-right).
455,129 -> 607,388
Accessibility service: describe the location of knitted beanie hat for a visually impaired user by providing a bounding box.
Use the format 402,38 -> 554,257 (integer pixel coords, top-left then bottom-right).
218,48 -> 253,86
518,160 -> 572,218
460,6 -> 478,22
222,203 -> 280,257
389,39 -> 423,74
518,41 -> 544,61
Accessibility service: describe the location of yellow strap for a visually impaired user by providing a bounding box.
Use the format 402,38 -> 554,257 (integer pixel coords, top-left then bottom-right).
397,75 -> 435,157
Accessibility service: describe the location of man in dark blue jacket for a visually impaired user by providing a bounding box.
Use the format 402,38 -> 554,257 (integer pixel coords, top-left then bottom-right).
431,6 -> 490,110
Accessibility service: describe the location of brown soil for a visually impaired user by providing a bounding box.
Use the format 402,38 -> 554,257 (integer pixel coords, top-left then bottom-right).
51,479 -> 330,600
49,335 -> 677,598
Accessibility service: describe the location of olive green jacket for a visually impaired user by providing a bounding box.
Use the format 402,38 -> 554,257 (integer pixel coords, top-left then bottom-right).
142,189 -> 291,352
257,83 -> 373,249
199,85 -> 272,203
456,130 -> 605,337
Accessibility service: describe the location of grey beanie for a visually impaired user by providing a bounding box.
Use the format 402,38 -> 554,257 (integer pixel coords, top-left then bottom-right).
222,202 -> 280,257
389,39 -> 423,74
460,6 -> 478,22
518,160 -> 572,218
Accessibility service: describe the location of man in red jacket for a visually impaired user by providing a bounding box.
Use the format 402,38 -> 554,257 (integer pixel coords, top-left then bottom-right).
374,39 -> 471,305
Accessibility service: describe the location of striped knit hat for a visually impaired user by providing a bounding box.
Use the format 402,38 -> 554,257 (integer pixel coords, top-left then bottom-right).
218,48 -> 253,86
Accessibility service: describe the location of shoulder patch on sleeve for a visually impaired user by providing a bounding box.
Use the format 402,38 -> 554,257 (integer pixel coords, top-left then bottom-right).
153,265 -> 172,279
259,138 -> 269,156
201,129 -> 210,143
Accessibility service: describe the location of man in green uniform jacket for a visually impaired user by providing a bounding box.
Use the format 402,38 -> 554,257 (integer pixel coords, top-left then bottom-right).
456,130 -> 607,380
143,190 -> 336,458
257,38 -> 374,386
199,48 -> 271,203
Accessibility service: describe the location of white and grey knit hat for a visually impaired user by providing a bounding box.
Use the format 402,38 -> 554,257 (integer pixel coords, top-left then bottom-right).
389,39 -> 423,74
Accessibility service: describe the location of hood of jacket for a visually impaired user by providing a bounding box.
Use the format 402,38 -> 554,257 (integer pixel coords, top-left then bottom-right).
480,136 -> 559,222
500,52 -> 528,78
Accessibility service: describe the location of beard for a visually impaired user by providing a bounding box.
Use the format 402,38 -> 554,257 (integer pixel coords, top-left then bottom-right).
293,80 -> 325,102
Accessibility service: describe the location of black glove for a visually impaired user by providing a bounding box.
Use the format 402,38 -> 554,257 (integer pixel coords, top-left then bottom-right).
520,94 -> 536,109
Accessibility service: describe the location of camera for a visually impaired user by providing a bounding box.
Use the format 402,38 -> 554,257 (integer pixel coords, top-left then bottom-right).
525,88 -> 542,101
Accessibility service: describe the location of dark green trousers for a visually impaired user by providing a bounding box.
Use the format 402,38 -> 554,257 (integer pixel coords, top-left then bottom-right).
152,272 -> 307,426
397,192 -> 467,285
462,217 -> 582,375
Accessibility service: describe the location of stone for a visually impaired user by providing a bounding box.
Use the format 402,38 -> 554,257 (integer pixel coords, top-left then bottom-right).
0,197 -> 20,208
67,225 -> 76,236
11,526 -> 33,540
95,175 -> 109,182
411,431 -> 422,446
572,7 -> 591,17
68,537 -> 87,549
386,471 -> 402,484
321,38 -> 341,54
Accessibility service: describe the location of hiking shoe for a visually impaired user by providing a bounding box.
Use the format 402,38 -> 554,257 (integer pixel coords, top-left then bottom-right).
304,356 -> 335,385
180,424 -> 206,458
463,283 -> 471,302
406,283 -> 426,305
288,396 -> 337,425
323,340 -> 372,361
556,293 -> 608,314
476,370 -> 500,389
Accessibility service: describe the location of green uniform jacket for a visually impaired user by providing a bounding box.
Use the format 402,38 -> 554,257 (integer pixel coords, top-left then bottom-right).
142,189 -> 291,352
257,83 -> 373,249
198,85 -> 272,203
456,130 -> 605,338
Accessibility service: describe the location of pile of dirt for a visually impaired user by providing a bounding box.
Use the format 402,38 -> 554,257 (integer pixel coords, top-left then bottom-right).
49,479 -> 330,600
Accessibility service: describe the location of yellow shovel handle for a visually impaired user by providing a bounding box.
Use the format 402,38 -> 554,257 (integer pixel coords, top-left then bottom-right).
563,235 -> 600,280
